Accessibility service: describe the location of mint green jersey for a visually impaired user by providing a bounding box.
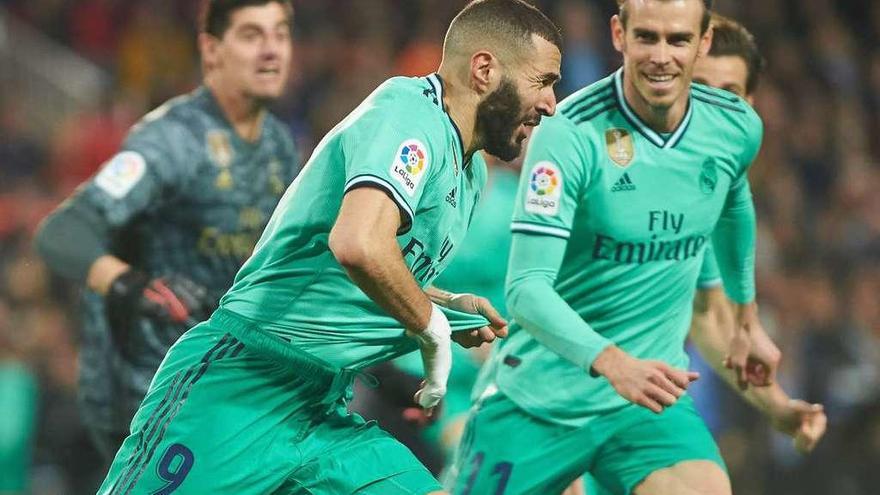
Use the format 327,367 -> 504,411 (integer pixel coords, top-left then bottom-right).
221,74 -> 487,370
491,69 -> 763,425
433,165 -> 520,315
698,245 -> 723,288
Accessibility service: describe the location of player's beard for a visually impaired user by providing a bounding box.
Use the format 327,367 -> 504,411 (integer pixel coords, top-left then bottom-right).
475,76 -> 526,162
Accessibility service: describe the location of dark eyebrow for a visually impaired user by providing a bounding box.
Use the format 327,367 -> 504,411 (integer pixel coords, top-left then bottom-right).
668,31 -> 695,41
236,23 -> 263,33
538,72 -> 561,86
633,28 -> 658,38
236,20 -> 290,33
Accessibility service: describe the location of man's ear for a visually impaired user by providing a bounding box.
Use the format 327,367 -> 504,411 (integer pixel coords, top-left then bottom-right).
698,25 -> 714,59
199,33 -> 221,71
470,50 -> 499,95
611,15 -> 626,54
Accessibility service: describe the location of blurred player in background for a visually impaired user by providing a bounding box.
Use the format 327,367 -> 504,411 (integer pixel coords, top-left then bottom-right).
97,0 -> 560,493
688,12 -> 826,458
34,0 -> 298,460
447,1 -> 778,494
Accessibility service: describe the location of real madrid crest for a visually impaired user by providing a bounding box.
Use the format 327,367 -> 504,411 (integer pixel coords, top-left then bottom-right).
699,158 -> 718,194
207,130 -> 234,189
605,128 -> 634,167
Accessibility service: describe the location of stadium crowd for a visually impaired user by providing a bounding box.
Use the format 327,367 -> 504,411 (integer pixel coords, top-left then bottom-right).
0,0 -> 877,493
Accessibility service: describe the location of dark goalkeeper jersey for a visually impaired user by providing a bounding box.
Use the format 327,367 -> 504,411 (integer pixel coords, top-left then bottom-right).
71,86 -> 298,430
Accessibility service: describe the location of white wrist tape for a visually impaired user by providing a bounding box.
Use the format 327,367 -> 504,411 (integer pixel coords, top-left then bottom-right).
407,303 -> 452,409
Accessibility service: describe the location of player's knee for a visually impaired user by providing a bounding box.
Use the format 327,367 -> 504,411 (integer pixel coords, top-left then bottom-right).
634,461 -> 731,495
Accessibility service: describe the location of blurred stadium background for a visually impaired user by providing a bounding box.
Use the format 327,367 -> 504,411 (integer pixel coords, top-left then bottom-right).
0,0 -> 877,493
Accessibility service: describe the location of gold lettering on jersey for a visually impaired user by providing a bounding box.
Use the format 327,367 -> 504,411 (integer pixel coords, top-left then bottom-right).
605,128 -> 634,167
239,207 -> 265,230
197,227 -> 260,260
207,130 -> 234,189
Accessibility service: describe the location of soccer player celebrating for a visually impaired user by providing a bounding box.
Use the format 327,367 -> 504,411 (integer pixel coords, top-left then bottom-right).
35,0 -> 298,459
574,13 -> 827,495
447,2 -> 802,494
96,1 -> 561,493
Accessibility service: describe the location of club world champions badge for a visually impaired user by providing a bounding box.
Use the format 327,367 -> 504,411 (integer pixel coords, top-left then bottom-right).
605,128 -> 635,167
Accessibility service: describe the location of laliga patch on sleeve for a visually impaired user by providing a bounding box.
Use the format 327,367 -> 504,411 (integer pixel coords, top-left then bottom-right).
390,139 -> 429,197
94,151 -> 147,199
525,161 -> 562,215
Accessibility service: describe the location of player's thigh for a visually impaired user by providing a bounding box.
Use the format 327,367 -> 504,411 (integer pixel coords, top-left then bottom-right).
633,460 -> 730,495
354,469 -> 446,495
590,395 -> 727,495
99,325 -> 303,494
282,469 -> 442,495
445,392 -> 589,495
281,412 -> 443,495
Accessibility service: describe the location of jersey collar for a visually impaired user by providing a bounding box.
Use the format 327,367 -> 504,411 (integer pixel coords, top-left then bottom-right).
613,68 -> 693,149
426,73 -> 468,169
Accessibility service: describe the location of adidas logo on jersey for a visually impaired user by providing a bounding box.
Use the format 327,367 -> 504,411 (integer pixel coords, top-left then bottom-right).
611,173 -> 636,192
445,187 -> 457,207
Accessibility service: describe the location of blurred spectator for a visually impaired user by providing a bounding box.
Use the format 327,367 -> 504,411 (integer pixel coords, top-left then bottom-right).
0,298 -> 37,495
47,92 -> 140,195
66,0 -> 122,66
555,0 -> 607,96
116,3 -> 196,106
0,98 -> 47,193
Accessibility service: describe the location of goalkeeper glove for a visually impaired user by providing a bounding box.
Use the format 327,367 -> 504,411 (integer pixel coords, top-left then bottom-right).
105,270 -> 215,344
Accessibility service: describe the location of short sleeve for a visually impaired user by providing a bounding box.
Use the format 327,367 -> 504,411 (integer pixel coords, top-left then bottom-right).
76,119 -> 190,228
511,115 -> 588,240
341,96 -> 440,234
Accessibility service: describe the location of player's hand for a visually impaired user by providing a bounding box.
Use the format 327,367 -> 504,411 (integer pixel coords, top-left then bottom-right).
403,398 -> 443,427
447,293 -> 508,348
406,303 -> 453,416
725,303 -> 779,389
724,317 -> 781,389
592,346 -> 699,414
105,270 -> 215,338
770,398 -> 827,453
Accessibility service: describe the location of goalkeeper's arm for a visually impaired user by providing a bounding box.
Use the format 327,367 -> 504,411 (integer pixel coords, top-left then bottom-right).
35,196 -> 131,294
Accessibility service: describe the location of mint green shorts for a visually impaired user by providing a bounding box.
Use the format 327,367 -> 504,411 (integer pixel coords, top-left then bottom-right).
445,390 -> 725,495
98,309 -> 440,495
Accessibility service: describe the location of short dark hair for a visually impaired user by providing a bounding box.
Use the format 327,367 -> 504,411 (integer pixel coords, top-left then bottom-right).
708,14 -> 765,95
617,0 -> 713,35
199,0 -> 293,38
445,0 -> 563,61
